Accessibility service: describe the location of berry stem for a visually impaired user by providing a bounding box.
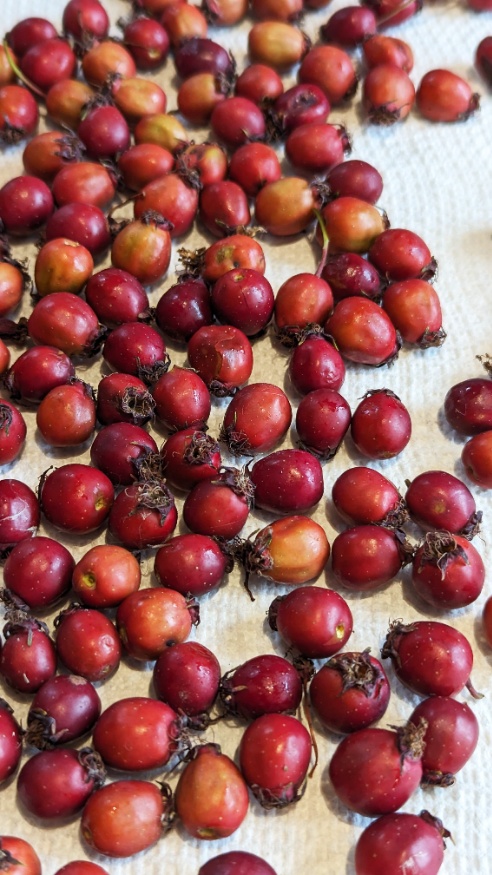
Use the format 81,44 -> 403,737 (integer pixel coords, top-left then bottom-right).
2,39 -> 45,99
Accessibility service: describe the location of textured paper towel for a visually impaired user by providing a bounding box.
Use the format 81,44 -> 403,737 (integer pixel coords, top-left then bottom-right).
1,1 -> 492,874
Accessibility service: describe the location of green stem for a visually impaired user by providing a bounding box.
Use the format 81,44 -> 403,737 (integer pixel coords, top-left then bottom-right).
314,208 -> 330,278
2,38 -> 46,99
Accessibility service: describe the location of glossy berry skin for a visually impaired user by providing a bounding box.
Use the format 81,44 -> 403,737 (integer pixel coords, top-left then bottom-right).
409,696 -> 479,785
0,260 -> 24,317
177,71 -> 227,125
295,387 -> 351,459
220,654 -> 302,720
350,389 -> 412,459
320,6 -> 376,48
475,36 -> 492,87
134,174 -> 199,239
199,851 -> 277,875
365,0 -> 421,28
160,428 -> 221,492
183,469 -> 252,540
45,79 -> 95,131
174,36 -> 234,80
248,20 -> 308,70
36,381 -> 96,448
82,41 -> 137,87
369,228 -> 436,282
27,293 -> 104,358
326,161 -> 383,205
0,175 -> 53,236
210,268 -> 274,336
221,383 -> 292,455
85,269 -> 149,328
78,105 -> 131,161
202,234 -> 266,282
362,64 -> 415,125
285,122 -> 348,175
63,0 -> 110,40
53,863 -> 109,875
250,449 -> 324,514
235,62 -> 284,104
0,479 -> 40,551
52,161 -> 116,209
405,470 -> 481,538
298,44 -> 356,106
155,278 -> 213,343
111,215 -> 172,286
354,811 -> 448,875
318,196 -> 386,254
228,142 -> 282,197
116,587 -> 197,661
108,481 -> 178,550
273,84 -> 330,133
122,17 -> 170,69
332,467 -> 407,528
175,744 -> 249,839
331,525 -> 407,592
239,713 -> 312,808
255,177 -> 322,237
153,641 -> 221,718
462,430 -> 492,488
39,464 -> 114,534
95,373 -> 155,427
0,700 -> 22,784
322,252 -> 382,302
8,18 -> 57,57
0,401 -> 26,464
274,273 -> 334,343
381,620 -> 478,698
154,533 -> 228,597
55,606 -> 122,682
16,747 -> 104,820
92,697 -> 179,772
0,620 -> 57,693
151,366 -> 211,431
81,779 -> 169,857
103,322 -> 167,380
411,532 -> 485,610
0,836 -> 41,875
199,180 -> 251,238
268,585 -> 353,659
325,298 -> 399,366
444,377 -> 492,435
3,535 -> 74,609
90,423 -> 158,487
242,516 -> 330,586
72,544 -> 141,609
0,339 -> 9,375
160,2 -> 208,45
362,34 -> 414,72
118,143 -> 174,191
416,69 -> 479,122
288,334 -> 345,395
19,39 -> 77,94
187,324 -> 253,396
0,85 -> 39,144
310,651 -> 391,734
382,278 -> 445,347
34,237 -> 94,296
26,674 -> 101,748
483,596 -> 492,648
210,96 -> 266,149
329,723 -> 424,816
